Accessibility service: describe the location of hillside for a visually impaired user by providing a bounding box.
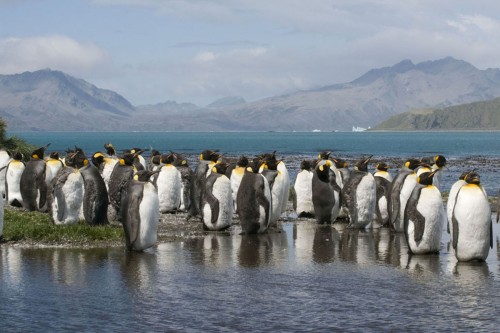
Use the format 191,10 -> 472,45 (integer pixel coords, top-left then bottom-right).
373,97 -> 500,131
3,57 -> 500,131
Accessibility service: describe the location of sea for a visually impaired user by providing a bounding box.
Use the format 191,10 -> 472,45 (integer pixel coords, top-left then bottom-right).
1,131 -> 500,331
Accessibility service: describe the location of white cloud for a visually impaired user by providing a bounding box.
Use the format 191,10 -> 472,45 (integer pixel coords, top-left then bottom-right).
0,35 -> 108,75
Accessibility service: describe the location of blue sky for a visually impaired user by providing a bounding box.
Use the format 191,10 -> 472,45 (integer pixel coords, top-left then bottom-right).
1,1 -> 500,106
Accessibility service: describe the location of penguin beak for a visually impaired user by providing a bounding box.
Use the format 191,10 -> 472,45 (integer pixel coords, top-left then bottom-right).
364,155 -> 373,164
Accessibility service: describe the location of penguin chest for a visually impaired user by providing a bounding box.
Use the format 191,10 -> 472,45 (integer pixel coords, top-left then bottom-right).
135,183 -> 160,250
6,162 -> 25,198
270,172 -> 286,222
277,162 -> 290,213
294,170 -> 314,214
45,161 -> 63,184
157,166 -> 182,212
102,159 -> 118,185
203,176 -> 232,230
452,185 -> 491,261
352,174 -> 376,227
230,167 -> 245,200
446,180 -> 466,225
396,174 -> 417,231
54,172 -> 84,224
407,187 -> 444,253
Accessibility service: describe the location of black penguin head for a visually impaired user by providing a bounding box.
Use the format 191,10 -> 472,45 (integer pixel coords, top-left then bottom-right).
246,157 -> 262,173
104,143 -> 116,156
49,151 -> 60,160
13,151 -> 23,161
315,160 -> 332,182
458,170 -> 475,180
92,152 -> 105,168
151,154 -> 161,166
417,171 -> 436,186
464,171 -> 481,185
151,149 -> 161,157
160,153 -> 175,165
212,162 -> 230,175
317,151 -> 332,160
236,155 -> 249,167
354,156 -> 372,172
300,160 -> 313,171
261,157 -> 280,171
200,150 -> 220,162
72,149 -> 88,169
130,148 -> 145,155
170,151 -> 188,167
31,143 -> 50,160
120,153 -> 136,166
434,155 -> 447,168
375,162 -> 389,172
134,170 -> 160,182
331,158 -> 347,169
404,158 -> 421,170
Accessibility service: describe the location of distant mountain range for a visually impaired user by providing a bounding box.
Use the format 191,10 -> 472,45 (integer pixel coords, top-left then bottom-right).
373,97 -> 500,131
3,57 -> 500,131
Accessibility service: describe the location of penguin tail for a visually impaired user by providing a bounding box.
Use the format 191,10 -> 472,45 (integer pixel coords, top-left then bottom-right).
10,199 -> 22,208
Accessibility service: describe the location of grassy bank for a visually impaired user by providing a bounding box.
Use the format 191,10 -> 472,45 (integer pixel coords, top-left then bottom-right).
2,208 -> 124,247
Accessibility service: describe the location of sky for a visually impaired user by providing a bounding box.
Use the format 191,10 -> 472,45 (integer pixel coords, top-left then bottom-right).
1,0 -> 500,107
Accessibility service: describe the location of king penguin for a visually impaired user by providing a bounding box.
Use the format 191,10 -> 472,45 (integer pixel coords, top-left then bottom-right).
404,171 -> 445,255
20,144 -> 50,211
389,158 -> 420,232
5,152 -> 25,208
312,160 -> 341,224
155,152 -> 182,213
342,156 -> 376,229
260,154 -> 287,225
202,162 -> 233,231
236,158 -> 274,234
188,150 -> 220,220
229,155 -> 248,213
47,149 -> 85,225
122,170 -> 160,251
107,152 -> 136,222
450,171 -> 492,262
293,160 -> 315,218
171,151 -> 193,212
130,148 -> 146,171
373,162 -> 392,227
79,150 -> 109,225
431,155 -> 446,190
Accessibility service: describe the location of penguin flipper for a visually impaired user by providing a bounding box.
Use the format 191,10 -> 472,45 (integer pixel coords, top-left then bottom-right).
255,181 -> 271,228
490,218 -> 494,249
54,183 -> 67,222
124,184 -> 143,248
204,174 -> 220,225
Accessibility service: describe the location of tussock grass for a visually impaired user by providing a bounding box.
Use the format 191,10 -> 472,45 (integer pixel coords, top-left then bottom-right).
3,208 -> 124,246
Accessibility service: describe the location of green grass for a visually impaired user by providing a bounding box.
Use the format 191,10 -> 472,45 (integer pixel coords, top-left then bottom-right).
3,208 -> 124,246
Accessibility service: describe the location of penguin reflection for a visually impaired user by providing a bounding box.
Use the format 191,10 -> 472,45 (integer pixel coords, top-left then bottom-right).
312,225 -> 339,263
405,254 -> 441,279
120,251 -> 158,293
238,234 -> 273,267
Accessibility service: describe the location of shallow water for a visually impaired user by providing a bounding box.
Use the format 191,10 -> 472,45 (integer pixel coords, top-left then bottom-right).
1,221 -> 499,332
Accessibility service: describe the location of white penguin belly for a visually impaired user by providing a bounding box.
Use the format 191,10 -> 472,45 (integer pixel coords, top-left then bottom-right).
407,186 -> 444,254
446,180 -> 466,228
351,174 -> 376,228
6,163 -> 24,206
54,172 -> 84,225
135,182 -> 160,251
294,170 -> 314,215
230,167 -> 245,211
204,176 -> 232,231
277,162 -> 290,214
378,196 -> 388,223
270,172 -> 286,223
258,175 -> 272,233
157,166 -> 182,213
102,159 -> 118,189
453,185 -> 491,261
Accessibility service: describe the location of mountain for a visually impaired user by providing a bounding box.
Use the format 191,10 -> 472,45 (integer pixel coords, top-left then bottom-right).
373,97 -> 500,131
0,69 -> 134,131
3,57 -> 500,131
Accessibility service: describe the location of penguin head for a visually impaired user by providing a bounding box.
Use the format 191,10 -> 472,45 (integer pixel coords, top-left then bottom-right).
12,151 -> 23,161
434,155 -> 447,168
160,153 -> 175,165
130,148 -> 145,155
246,157 -> 263,173
49,151 -> 60,160
104,143 -> 116,156
417,171 -> 436,186
212,162 -> 230,175
170,151 -> 188,167
120,153 -> 136,166
317,151 -> 332,160
300,160 -> 313,171
458,170 -> 472,180
464,171 -> 481,185
134,170 -> 160,182
31,143 -> 50,160
331,158 -> 347,169
200,150 -> 220,162
151,154 -> 161,166
151,149 -> 161,157
404,158 -> 421,170
72,149 -> 88,169
236,155 -> 249,167
354,155 -> 372,172
261,157 -> 280,171
375,162 -> 389,172
315,160 -> 332,182
92,152 -> 105,168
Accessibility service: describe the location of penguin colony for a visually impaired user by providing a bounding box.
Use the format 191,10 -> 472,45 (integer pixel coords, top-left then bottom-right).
0,145 -> 495,261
